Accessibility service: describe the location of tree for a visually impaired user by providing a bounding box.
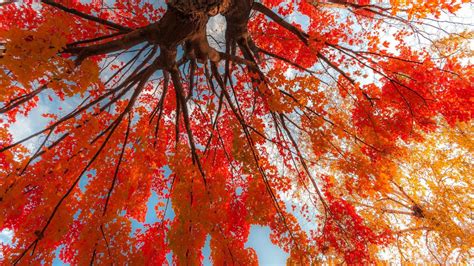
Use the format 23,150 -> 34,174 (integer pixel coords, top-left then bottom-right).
0,0 -> 472,264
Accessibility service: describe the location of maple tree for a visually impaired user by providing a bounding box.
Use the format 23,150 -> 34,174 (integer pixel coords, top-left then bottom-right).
0,0 -> 473,264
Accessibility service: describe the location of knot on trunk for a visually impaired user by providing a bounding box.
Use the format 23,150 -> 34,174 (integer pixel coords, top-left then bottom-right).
412,204 -> 424,218
34,230 -> 44,240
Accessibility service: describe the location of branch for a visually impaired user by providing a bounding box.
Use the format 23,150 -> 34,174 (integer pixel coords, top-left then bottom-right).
151,71 -> 169,146
279,114 -> 328,210
13,114 -> 122,265
169,68 -> 207,186
217,51 -> 258,70
41,0 -> 132,32
12,58 -> 159,265
67,32 -> 125,47
103,113 -> 131,216
210,62 -> 302,252
0,84 -> 48,114
64,29 -> 148,63
0,61 -> 151,153
259,48 -> 316,74
252,2 -> 309,45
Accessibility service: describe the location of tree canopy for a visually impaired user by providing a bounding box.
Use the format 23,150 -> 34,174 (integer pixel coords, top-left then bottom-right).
0,0 -> 473,264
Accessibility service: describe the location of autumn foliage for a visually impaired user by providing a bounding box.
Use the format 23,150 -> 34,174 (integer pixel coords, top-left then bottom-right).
0,0 -> 473,265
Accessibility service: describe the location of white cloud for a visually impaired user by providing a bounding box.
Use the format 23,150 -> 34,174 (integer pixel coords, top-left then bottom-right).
0,229 -> 13,245
207,14 -> 226,52
0,229 -> 14,260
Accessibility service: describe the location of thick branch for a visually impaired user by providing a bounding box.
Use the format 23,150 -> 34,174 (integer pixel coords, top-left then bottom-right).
41,0 -> 132,32
252,2 -> 309,45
